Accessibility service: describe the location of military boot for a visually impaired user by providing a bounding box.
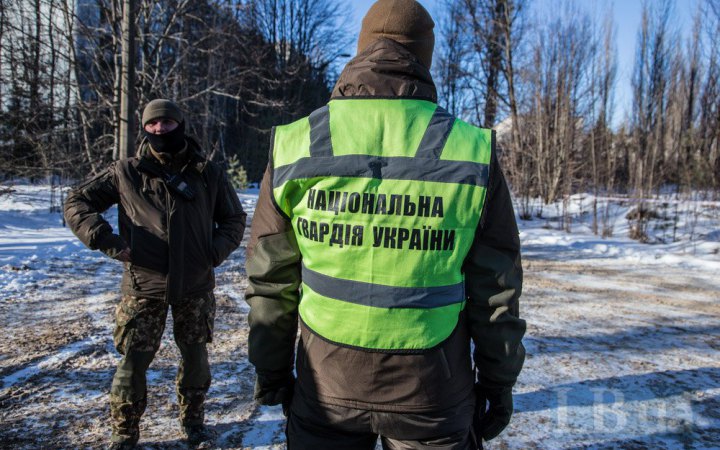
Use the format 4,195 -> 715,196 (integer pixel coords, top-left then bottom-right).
182,423 -> 215,446
109,397 -> 146,448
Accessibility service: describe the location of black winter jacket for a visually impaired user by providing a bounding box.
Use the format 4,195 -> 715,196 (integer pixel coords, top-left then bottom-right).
65,140 -> 246,303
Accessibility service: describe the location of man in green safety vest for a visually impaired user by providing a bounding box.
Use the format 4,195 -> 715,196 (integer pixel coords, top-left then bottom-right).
244,1 -> 526,448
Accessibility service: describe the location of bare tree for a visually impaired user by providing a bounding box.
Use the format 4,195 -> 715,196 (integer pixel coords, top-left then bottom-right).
435,0 -> 530,215
700,0 -> 720,190
586,7 -> 618,236
244,0 -> 351,122
118,0 -> 137,159
435,0 -> 470,117
515,2 -> 594,219
630,0 -> 674,240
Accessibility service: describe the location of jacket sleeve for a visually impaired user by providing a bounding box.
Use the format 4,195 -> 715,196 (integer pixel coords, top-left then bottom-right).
63,164 -> 121,250
245,164 -> 301,379
212,169 -> 247,267
464,150 -> 526,389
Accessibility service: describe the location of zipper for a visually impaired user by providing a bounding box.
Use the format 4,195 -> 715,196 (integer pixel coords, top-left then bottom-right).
164,183 -> 172,303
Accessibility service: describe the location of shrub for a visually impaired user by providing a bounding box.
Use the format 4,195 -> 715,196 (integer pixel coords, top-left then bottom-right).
226,155 -> 248,190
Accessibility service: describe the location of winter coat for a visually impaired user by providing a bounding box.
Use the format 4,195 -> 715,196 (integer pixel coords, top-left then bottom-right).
65,139 -> 246,303
245,38 -> 525,412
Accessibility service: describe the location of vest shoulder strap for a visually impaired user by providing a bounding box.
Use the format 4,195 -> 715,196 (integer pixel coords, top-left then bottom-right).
304,101 -> 457,160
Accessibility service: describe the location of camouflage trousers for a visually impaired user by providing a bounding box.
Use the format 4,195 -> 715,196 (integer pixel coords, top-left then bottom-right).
109,292 -> 216,444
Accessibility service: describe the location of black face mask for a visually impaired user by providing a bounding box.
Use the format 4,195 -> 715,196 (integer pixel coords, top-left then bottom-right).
144,121 -> 186,154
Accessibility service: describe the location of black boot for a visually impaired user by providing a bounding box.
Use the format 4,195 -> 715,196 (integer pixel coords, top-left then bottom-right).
182,423 -> 215,446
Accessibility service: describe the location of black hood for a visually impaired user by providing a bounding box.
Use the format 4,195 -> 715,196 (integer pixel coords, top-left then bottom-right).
332,38 -> 437,102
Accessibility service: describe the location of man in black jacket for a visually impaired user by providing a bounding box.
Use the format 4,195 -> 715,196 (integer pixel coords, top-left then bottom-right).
64,99 -> 246,449
244,1 -> 525,449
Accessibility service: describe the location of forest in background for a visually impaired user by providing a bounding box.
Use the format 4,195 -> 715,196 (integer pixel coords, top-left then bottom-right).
1,0 -> 719,241
436,0 -> 720,239
0,0 -> 349,183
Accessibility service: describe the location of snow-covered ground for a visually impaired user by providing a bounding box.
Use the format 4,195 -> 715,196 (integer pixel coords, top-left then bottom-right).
0,183 -> 718,449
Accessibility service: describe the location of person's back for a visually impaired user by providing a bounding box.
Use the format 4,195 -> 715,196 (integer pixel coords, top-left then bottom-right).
245,1 -> 525,449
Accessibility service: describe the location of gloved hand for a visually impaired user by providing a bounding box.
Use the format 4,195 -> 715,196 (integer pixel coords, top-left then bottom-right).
96,233 -> 131,261
473,384 -> 514,442
254,371 -> 295,416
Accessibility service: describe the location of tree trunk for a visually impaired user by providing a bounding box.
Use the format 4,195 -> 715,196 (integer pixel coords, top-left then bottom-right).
119,0 -> 137,160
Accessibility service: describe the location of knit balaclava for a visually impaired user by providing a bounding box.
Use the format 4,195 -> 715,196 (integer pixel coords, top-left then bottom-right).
357,0 -> 435,69
141,99 -> 186,155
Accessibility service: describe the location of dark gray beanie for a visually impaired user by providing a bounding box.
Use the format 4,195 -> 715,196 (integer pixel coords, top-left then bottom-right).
141,99 -> 184,126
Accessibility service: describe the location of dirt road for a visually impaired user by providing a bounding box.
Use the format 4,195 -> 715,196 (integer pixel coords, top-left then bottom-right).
505,258 -> 720,449
1,242 -> 718,448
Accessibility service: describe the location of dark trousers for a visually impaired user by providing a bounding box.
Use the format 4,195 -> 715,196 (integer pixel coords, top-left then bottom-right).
109,293 -> 215,443
287,389 -> 477,450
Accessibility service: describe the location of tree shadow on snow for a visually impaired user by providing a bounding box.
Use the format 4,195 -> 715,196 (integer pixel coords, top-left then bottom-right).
525,323 -> 720,355
515,366 -> 720,413
561,402 -> 720,450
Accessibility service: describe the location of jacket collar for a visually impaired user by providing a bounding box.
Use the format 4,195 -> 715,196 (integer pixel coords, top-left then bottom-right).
331,38 -> 437,102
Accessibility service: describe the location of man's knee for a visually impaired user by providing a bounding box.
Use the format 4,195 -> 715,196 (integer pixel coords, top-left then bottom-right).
111,350 -> 156,403
176,342 -> 211,388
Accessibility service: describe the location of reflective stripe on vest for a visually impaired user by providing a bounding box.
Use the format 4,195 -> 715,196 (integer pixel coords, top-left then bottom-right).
272,99 -> 492,351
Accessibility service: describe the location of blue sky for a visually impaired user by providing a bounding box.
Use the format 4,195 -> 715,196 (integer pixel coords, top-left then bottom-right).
350,0 -> 701,125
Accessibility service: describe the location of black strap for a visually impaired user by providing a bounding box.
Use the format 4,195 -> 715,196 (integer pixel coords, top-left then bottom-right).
136,158 -> 195,200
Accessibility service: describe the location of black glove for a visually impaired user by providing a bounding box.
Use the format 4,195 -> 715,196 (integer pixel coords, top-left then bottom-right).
96,233 -> 129,260
473,384 -> 513,442
254,372 -> 295,417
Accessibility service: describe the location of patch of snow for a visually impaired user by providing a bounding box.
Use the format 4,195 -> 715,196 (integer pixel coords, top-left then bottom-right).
241,405 -> 286,449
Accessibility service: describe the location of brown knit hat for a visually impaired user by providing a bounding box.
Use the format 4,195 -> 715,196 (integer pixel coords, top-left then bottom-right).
141,99 -> 184,126
357,0 -> 435,69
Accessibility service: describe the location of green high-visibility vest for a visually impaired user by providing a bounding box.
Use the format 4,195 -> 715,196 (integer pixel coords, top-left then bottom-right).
272,99 -> 492,351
